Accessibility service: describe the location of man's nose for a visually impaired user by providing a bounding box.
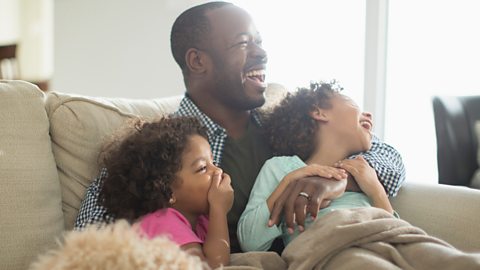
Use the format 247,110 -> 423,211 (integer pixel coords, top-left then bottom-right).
251,44 -> 268,63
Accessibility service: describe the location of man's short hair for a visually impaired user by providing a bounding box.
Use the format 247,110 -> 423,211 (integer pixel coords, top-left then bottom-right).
170,1 -> 233,72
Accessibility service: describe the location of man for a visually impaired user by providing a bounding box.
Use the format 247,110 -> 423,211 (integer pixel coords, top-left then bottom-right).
75,1 -> 405,253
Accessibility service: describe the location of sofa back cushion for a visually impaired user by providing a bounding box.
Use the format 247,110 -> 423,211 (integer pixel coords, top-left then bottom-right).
0,80 -> 64,270
45,93 -> 181,229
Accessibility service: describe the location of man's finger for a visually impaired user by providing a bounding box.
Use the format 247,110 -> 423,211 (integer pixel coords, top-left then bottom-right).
295,192 -> 311,232
307,187 -> 325,218
269,181 -> 294,226
284,180 -> 308,231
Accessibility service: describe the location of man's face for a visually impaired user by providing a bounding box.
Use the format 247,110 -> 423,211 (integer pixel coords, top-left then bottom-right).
204,6 -> 268,111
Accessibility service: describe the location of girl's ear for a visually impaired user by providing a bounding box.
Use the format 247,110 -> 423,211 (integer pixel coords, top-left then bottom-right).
169,194 -> 177,205
185,48 -> 210,74
310,107 -> 329,122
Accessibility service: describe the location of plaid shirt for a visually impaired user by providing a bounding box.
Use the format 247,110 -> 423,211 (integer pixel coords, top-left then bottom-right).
74,95 -> 405,230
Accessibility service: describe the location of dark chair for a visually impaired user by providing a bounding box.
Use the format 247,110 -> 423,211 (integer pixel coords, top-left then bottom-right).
432,95 -> 480,187
0,44 -> 19,79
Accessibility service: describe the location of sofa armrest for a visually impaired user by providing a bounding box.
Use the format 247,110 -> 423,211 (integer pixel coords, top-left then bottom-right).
390,182 -> 480,252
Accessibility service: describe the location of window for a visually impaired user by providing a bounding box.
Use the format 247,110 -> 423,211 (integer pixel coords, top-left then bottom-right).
233,0 -> 366,107
385,0 -> 480,183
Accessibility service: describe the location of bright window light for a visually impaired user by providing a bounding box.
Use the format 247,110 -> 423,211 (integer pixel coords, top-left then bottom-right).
385,0 -> 480,183
233,0 -> 366,107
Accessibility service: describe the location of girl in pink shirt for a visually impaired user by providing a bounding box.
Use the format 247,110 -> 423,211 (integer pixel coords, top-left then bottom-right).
98,116 -> 233,269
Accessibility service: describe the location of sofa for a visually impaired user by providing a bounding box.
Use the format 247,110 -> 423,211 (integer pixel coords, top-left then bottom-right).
1,80 -> 480,270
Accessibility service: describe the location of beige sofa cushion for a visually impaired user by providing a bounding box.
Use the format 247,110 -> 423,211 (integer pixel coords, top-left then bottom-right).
391,182 -> 480,252
0,80 -> 64,270
45,93 -> 181,229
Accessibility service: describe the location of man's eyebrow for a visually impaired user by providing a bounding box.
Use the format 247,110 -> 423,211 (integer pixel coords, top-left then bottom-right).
233,32 -> 250,39
233,31 -> 262,39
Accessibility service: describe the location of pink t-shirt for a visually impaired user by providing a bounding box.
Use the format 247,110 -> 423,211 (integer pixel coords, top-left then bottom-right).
139,208 -> 209,246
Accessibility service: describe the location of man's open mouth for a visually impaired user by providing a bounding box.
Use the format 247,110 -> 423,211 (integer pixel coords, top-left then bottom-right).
245,69 -> 266,84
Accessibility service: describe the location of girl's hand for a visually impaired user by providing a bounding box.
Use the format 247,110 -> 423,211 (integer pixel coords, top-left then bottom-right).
289,164 -> 348,182
208,172 -> 234,214
336,156 -> 394,214
335,156 -> 383,198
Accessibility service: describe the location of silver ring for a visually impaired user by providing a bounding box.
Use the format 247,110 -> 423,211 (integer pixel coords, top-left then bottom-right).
298,192 -> 310,200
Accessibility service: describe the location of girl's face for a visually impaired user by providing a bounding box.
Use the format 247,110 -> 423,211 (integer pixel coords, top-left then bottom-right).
326,93 -> 373,154
171,134 -> 221,217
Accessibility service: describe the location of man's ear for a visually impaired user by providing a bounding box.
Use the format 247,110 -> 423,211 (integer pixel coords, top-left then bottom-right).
185,48 -> 209,74
310,107 -> 329,122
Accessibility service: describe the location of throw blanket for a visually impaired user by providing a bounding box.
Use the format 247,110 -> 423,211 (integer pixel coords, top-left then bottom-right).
226,207 -> 480,270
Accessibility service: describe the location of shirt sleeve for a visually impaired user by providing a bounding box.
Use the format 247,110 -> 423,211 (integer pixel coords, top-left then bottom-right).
351,135 -> 406,197
237,158 -> 287,252
140,208 -> 203,246
74,168 -> 115,230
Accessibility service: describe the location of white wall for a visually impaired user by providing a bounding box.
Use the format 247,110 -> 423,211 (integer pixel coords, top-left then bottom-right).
19,0 -> 53,81
53,0 -> 207,98
0,0 -> 53,81
0,0 -> 19,45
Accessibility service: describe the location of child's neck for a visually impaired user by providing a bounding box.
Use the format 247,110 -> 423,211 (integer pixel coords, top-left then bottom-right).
305,139 -> 350,166
174,207 -> 200,230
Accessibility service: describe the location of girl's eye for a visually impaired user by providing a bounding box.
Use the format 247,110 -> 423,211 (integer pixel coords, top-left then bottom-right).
197,166 -> 207,173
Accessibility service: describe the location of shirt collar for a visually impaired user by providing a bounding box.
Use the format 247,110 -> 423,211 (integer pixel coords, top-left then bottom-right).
175,94 -> 263,133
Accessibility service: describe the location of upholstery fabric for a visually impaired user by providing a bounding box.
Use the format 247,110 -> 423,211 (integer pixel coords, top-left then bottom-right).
390,182 -> 480,252
0,80 -> 64,270
45,93 -> 181,229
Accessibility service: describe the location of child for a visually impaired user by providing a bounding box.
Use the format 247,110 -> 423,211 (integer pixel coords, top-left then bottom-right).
237,81 -> 397,252
98,116 -> 233,269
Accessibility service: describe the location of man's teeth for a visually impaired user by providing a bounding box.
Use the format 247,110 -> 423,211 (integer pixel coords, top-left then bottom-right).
245,70 -> 265,77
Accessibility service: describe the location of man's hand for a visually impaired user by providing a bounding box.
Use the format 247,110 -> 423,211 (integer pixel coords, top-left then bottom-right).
268,175 -> 347,233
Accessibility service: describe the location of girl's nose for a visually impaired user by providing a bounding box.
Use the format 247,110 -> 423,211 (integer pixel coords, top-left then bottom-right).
362,112 -> 373,120
213,166 -> 223,175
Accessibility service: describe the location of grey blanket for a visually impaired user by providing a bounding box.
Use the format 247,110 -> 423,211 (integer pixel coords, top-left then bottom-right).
227,207 -> 480,270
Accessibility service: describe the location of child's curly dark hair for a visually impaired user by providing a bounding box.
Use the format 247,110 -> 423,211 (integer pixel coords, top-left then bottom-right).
98,116 -> 208,221
262,81 -> 342,161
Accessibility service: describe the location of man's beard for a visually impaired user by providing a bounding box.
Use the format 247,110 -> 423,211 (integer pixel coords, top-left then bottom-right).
212,73 -> 265,111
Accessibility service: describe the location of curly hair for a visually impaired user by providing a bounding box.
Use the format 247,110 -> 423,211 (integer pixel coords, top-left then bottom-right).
262,81 -> 343,161
98,116 -> 208,221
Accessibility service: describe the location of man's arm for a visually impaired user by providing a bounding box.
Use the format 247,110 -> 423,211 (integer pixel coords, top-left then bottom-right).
268,176 -> 347,232
269,136 -> 405,232
74,168 -> 115,230
353,135 -> 406,197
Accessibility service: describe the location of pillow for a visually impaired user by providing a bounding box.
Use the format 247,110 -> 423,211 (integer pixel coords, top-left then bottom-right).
45,92 -> 181,230
470,121 -> 480,189
0,80 -> 64,270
